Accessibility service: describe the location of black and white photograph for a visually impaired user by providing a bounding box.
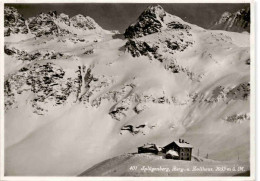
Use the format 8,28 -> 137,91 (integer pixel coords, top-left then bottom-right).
1,0 -> 255,179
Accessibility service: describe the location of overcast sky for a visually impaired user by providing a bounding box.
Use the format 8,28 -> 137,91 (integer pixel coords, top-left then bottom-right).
6,3 -> 249,33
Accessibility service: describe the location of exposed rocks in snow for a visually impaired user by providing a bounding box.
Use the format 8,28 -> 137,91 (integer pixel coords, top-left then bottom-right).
28,12 -> 61,37
84,49 -> 94,55
205,83 -> 250,104
165,39 -> 180,50
78,74 -> 114,106
224,113 -> 250,124
4,6 -> 28,36
205,86 -> 227,103
133,103 -> 147,114
4,63 -> 77,114
4,46 -> 71,61
164,60 -> 202,81
108,85 -> 136,121
120,124 -> 147,135
109,106 -> 128,121
227,82 -> 250,101
167,21 -> 191,30
125,39 -> 158,58
75,66 -> 97,102
152,96 -> 171,104
120,123 -> 159,135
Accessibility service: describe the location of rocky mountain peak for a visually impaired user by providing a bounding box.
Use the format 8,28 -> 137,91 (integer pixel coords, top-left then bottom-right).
142,5 -> 166,21
124,4 -> 192,39
70,14 -> 100,30
211,7 -> 250,33
4,6 -> 28,36
124,5 -> 167,38
27,11 -> 60,37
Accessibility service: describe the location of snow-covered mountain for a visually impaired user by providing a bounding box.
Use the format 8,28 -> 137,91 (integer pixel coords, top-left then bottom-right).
4,5 -> 250,176
210,7 -> 250,33
4,6 -> 111,39
4,6 -> 28,36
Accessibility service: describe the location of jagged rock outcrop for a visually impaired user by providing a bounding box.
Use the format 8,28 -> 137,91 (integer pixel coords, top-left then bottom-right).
125,39 -> 158,58
4,6 -> 28,36
4,45 -> 71,61
124,5 -> 166,38
28,12 -> 61,37
210,7 -> 250,33
4,63 -> 76,114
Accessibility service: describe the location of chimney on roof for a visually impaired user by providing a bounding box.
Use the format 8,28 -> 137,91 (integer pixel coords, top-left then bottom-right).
182,139 -> 185,143
179,139 -> 181,143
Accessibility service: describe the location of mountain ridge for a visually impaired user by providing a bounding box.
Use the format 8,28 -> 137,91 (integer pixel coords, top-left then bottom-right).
210,7 -> 250,33
4,6 -> 112,38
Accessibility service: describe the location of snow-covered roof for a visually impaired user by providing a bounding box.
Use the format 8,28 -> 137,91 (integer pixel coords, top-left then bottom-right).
139,143 -> 157,149
175,141 -> 193,148
166,150 -> 179,157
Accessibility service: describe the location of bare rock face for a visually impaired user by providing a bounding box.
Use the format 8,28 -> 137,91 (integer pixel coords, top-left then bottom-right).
28,12 -> 60,37
125,39 -> 158,57
4,63 -> 72,113
210,7 -> 250,33
124,5 -> 166,38
4,6 -> 28,36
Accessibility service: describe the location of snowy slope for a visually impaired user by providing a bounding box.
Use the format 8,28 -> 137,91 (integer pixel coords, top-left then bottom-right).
4,5 -> 250,176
